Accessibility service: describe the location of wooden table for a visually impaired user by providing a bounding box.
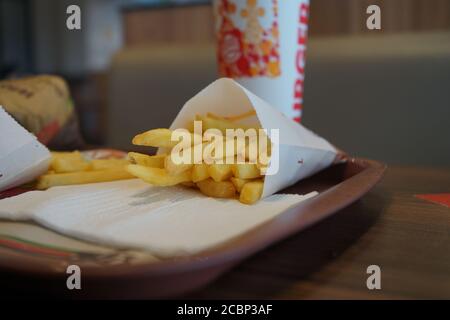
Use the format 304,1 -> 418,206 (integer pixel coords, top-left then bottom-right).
186,166 -> 450,299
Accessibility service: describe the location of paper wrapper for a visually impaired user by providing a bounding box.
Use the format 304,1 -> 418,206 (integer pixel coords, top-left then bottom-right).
0,107 -> 50,192
166,78 -> 337,198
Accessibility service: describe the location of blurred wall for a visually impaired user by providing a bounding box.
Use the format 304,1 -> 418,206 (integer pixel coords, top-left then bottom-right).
30,0 -> 125,76
301,32 -> 450,166
308,0 -> 450,35
0,0 -> 31,75
31,0 -> 86,75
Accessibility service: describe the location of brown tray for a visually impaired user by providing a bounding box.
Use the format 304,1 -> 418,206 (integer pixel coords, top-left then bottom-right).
0,157 -> 386,298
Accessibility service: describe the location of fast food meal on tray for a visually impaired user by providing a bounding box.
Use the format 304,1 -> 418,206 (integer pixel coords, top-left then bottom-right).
1,78 -> 338,204
0,78 -> 343,258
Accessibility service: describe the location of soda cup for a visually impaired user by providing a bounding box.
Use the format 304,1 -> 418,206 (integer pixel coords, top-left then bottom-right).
213,0 -> 309,122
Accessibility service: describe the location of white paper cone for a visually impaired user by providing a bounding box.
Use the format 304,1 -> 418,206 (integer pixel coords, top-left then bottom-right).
167,78 -> 336,198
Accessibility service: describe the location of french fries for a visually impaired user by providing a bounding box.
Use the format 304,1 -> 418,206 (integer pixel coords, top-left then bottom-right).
230,177 -> 249,193
208,163 -> 233,182
36,151 -> 134,190
37,112 -> 270,204
90,159 -> 129,170
127,112 -> 271,204
164,155 -> 193,175
232,163 -> 261,179
195,114 -> 259,135
197,179 -> 236,198
36,167 -> 133,190
51,151 -> 91,173
127,152 -> 165,168
132,128 -> 177,148
192,163 -> 210,183
132,128 -> 201,148
127,164 -> 191,186
239,180 -> 264,205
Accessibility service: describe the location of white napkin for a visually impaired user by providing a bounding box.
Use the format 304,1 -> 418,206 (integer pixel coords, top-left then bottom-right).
0,179 -> 317,257
0,106 -> 50,192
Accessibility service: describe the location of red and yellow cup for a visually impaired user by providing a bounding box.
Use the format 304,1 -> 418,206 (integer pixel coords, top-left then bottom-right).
213,0 -> 310,122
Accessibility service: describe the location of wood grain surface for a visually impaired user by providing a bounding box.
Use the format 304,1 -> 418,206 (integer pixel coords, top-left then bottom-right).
184,166 -> 450,299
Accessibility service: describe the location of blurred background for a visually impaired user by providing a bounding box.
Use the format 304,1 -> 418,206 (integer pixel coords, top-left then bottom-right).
1,0 -> 449,166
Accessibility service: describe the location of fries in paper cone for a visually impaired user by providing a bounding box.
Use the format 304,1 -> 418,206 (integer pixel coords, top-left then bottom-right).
127,78 -> 337,205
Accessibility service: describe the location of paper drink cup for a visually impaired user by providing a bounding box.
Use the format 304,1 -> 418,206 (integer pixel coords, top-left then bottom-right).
213,0 -> 310,122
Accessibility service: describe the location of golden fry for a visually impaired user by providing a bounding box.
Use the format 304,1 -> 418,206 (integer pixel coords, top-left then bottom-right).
164,154 -> 193,175
51,154 -> 90,173
192,163 -> 210,183
132,128 -> 177,148
132,128 -> 201,148
36,168 -> 133,190
208,163 -> 233,182
230,177 -> 249,193
196,115 -> 258,135
90,159 -> 129,170
203,136 -> 244,162
127,152 -> 165,168
164,141 -> 207,175
239,180 -> 264,205
126,164 -> 191,186
196,179 -> 236,199
205,112 -> 225,120
232,163 -> 261,179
